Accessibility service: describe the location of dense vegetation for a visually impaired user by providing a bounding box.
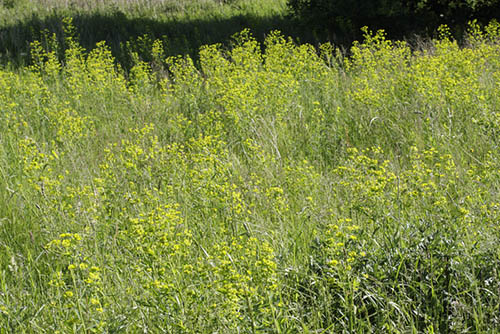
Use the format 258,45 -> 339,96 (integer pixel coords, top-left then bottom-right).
288,0 -> 500,40
1,0 -> 500,332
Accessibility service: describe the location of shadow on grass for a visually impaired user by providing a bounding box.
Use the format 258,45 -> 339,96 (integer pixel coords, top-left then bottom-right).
0,9 -> 340,70
2,4 -> 499,71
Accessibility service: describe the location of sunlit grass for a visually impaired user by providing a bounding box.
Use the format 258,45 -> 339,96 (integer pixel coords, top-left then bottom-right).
0,14 -> 499,332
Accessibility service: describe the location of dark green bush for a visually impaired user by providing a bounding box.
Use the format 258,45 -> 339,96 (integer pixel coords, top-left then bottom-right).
288,0 -> 500,39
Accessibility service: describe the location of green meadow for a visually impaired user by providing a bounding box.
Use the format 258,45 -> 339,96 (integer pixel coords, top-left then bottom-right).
0,1 -> 499,332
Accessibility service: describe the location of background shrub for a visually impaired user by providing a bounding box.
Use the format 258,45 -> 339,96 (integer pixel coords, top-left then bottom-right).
288,0 -> 500,40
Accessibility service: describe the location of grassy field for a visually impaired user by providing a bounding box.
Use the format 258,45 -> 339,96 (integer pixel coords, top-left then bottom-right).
0,0 -> 298,68
1,0 -> 500,332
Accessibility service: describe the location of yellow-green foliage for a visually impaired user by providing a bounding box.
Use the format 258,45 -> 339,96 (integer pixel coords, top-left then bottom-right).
0,19 -> 499,333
